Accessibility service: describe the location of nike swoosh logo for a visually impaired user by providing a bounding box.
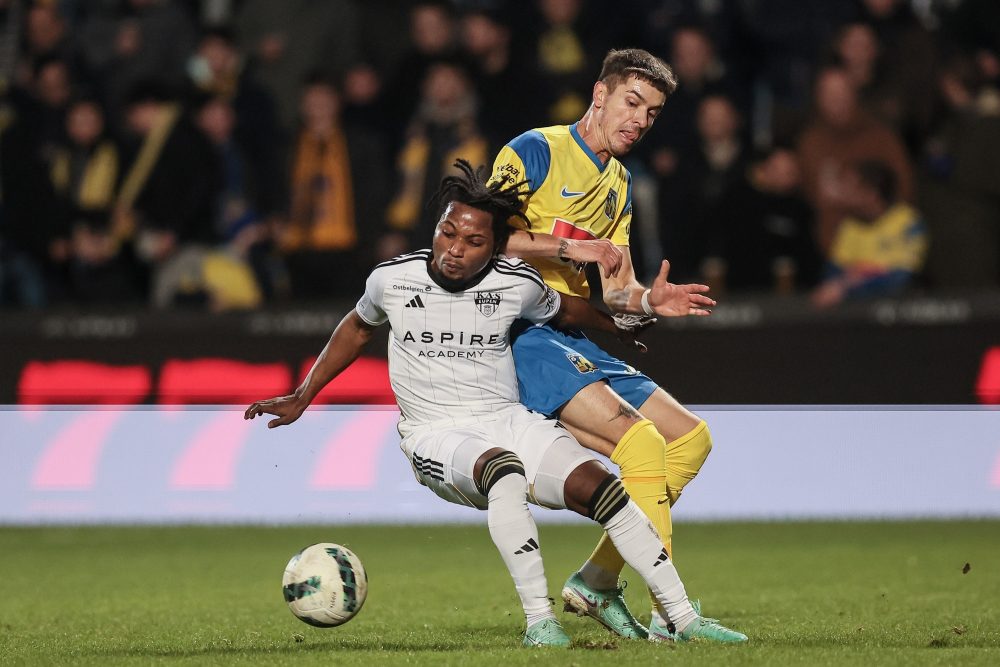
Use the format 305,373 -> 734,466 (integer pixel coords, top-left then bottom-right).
560,186 -> 585,198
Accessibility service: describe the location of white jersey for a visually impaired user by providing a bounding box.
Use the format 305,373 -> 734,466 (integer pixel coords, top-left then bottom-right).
356,250 -> 561,436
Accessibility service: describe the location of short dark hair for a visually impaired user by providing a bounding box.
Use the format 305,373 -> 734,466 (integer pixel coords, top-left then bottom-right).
430,159 -> 531,254
855,160 -> 898,203
599,48 -> 677,97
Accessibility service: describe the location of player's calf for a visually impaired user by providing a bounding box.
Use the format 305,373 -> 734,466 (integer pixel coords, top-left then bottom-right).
474,448 -> 557,633
559,463 -> 648,639
565,464 -> 747,644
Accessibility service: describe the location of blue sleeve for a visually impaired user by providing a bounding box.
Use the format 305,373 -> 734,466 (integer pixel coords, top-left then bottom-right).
506,130 -> 551,191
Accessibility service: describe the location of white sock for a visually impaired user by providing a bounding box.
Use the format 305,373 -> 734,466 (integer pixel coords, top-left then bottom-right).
487,473 -> 554,627
602,499 -> 698,633
579,560 -> 620,590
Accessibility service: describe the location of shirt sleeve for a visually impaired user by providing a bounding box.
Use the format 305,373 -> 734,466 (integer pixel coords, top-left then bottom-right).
355,268 -> 388,326
520,277 -> 561,324
490,130 -> 551,194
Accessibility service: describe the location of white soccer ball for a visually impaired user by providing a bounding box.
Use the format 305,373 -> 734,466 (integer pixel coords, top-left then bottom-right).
282,543 -> 368,627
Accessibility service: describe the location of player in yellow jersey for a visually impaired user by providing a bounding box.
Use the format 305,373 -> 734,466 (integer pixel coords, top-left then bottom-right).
491,48 -> 740,642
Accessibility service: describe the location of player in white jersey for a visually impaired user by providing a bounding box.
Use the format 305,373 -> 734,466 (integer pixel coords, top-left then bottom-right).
245,161 -> 746,647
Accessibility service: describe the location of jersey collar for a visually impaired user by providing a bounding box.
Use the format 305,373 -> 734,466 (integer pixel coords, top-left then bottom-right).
425,256 -> 495,293
569,122 -> 607,173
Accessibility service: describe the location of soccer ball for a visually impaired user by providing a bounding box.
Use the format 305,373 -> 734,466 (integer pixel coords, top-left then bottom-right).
282,543 -> 368,627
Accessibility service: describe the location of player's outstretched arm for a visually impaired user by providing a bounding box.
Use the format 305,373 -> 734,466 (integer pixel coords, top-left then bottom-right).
645,259 -> 715,316
244,311 -> 378,428
505,228 -> 623,278
604,249 -> 715,317
552,294 -> 654,353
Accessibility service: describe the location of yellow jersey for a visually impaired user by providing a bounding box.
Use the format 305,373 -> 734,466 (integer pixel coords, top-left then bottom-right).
830,203 -> 927,274
491,123 -> 632,299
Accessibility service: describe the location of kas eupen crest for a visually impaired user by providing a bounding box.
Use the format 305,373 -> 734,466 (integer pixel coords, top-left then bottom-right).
475,291 -> 502,317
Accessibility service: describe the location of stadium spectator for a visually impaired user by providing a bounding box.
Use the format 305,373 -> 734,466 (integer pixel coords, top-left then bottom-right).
383,0 -> 460,150
920,53 -> 1000,288
8,55 -> 74,174
340,62 -> 392,274
828,22 -> 897,123
384,60 -> 487,259
459,7 -> 533,156
184,27 -> 285,219
646,24 -> 741,163
630,0 -> 747,70
658,94 -> 750,284
194,94 -> 280,302
235,0 -> 360,134
279,75 -> 363,300
20,2 -> 73,82
640,26 -> 740,278
812,159 -> 927,308
115,83 -> 222,307
50,97 -> 144,303
708,147 -> 820,293
0,55 -> 75,306
739,0 -> 856,146
78,0 -> 197,133
797,65 -> 913,254
854,0 -> 938,156
518,0 -> 601,126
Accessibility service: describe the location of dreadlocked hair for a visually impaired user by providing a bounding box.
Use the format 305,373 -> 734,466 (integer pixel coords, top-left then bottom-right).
430,159 -> 532,255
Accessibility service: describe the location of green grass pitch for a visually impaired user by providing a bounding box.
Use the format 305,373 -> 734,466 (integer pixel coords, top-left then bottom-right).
1,521 -> 998,666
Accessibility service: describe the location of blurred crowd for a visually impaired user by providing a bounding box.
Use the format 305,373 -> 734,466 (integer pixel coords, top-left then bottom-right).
0,0 -> 998,311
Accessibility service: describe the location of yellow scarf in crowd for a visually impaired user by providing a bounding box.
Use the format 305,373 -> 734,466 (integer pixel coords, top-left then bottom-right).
50,141 -> 119,211
387,130 -> 487,231
286,128 -> 356,251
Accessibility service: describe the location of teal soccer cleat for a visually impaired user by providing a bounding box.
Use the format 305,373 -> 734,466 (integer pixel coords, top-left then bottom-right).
561,572 -> 648,639
649,607 -> 747,644
523,618 -> 571,647
676,616 -> 748,643
648,600 -> 746,643
648,598 -> 705,642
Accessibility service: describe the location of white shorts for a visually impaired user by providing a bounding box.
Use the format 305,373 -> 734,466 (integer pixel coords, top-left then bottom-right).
401,406 -> 599,511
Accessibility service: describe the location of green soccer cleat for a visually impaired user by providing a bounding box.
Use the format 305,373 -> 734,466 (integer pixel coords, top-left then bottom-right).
648,598 -> 712,642
561,572 -> 648,639
668,615 -> 748,644
523,618 -> 571,647
677,616 -> 748,643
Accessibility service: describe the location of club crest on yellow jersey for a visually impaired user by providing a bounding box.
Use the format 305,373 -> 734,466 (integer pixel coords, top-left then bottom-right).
604,189 -> 618,220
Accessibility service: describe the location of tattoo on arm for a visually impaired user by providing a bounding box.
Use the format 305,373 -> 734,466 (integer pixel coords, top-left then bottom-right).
609,403 -> 641,422
557,239 -> 569,259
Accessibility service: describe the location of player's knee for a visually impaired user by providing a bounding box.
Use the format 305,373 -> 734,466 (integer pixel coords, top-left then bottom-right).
611,419 -> 668,476
475,449 -> 526,498
681,421 -> 713,472
586,474 -> 630,525
664,421 -> 713,505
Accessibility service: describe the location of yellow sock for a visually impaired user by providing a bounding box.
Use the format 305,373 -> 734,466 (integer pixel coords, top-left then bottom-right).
586,419 -> 672,607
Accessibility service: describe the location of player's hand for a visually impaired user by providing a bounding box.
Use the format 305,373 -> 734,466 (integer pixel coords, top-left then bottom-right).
244,395 -> 308,429
613,313 -> 656,353
563,238 -> 623,278
647,260 -> 715,316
